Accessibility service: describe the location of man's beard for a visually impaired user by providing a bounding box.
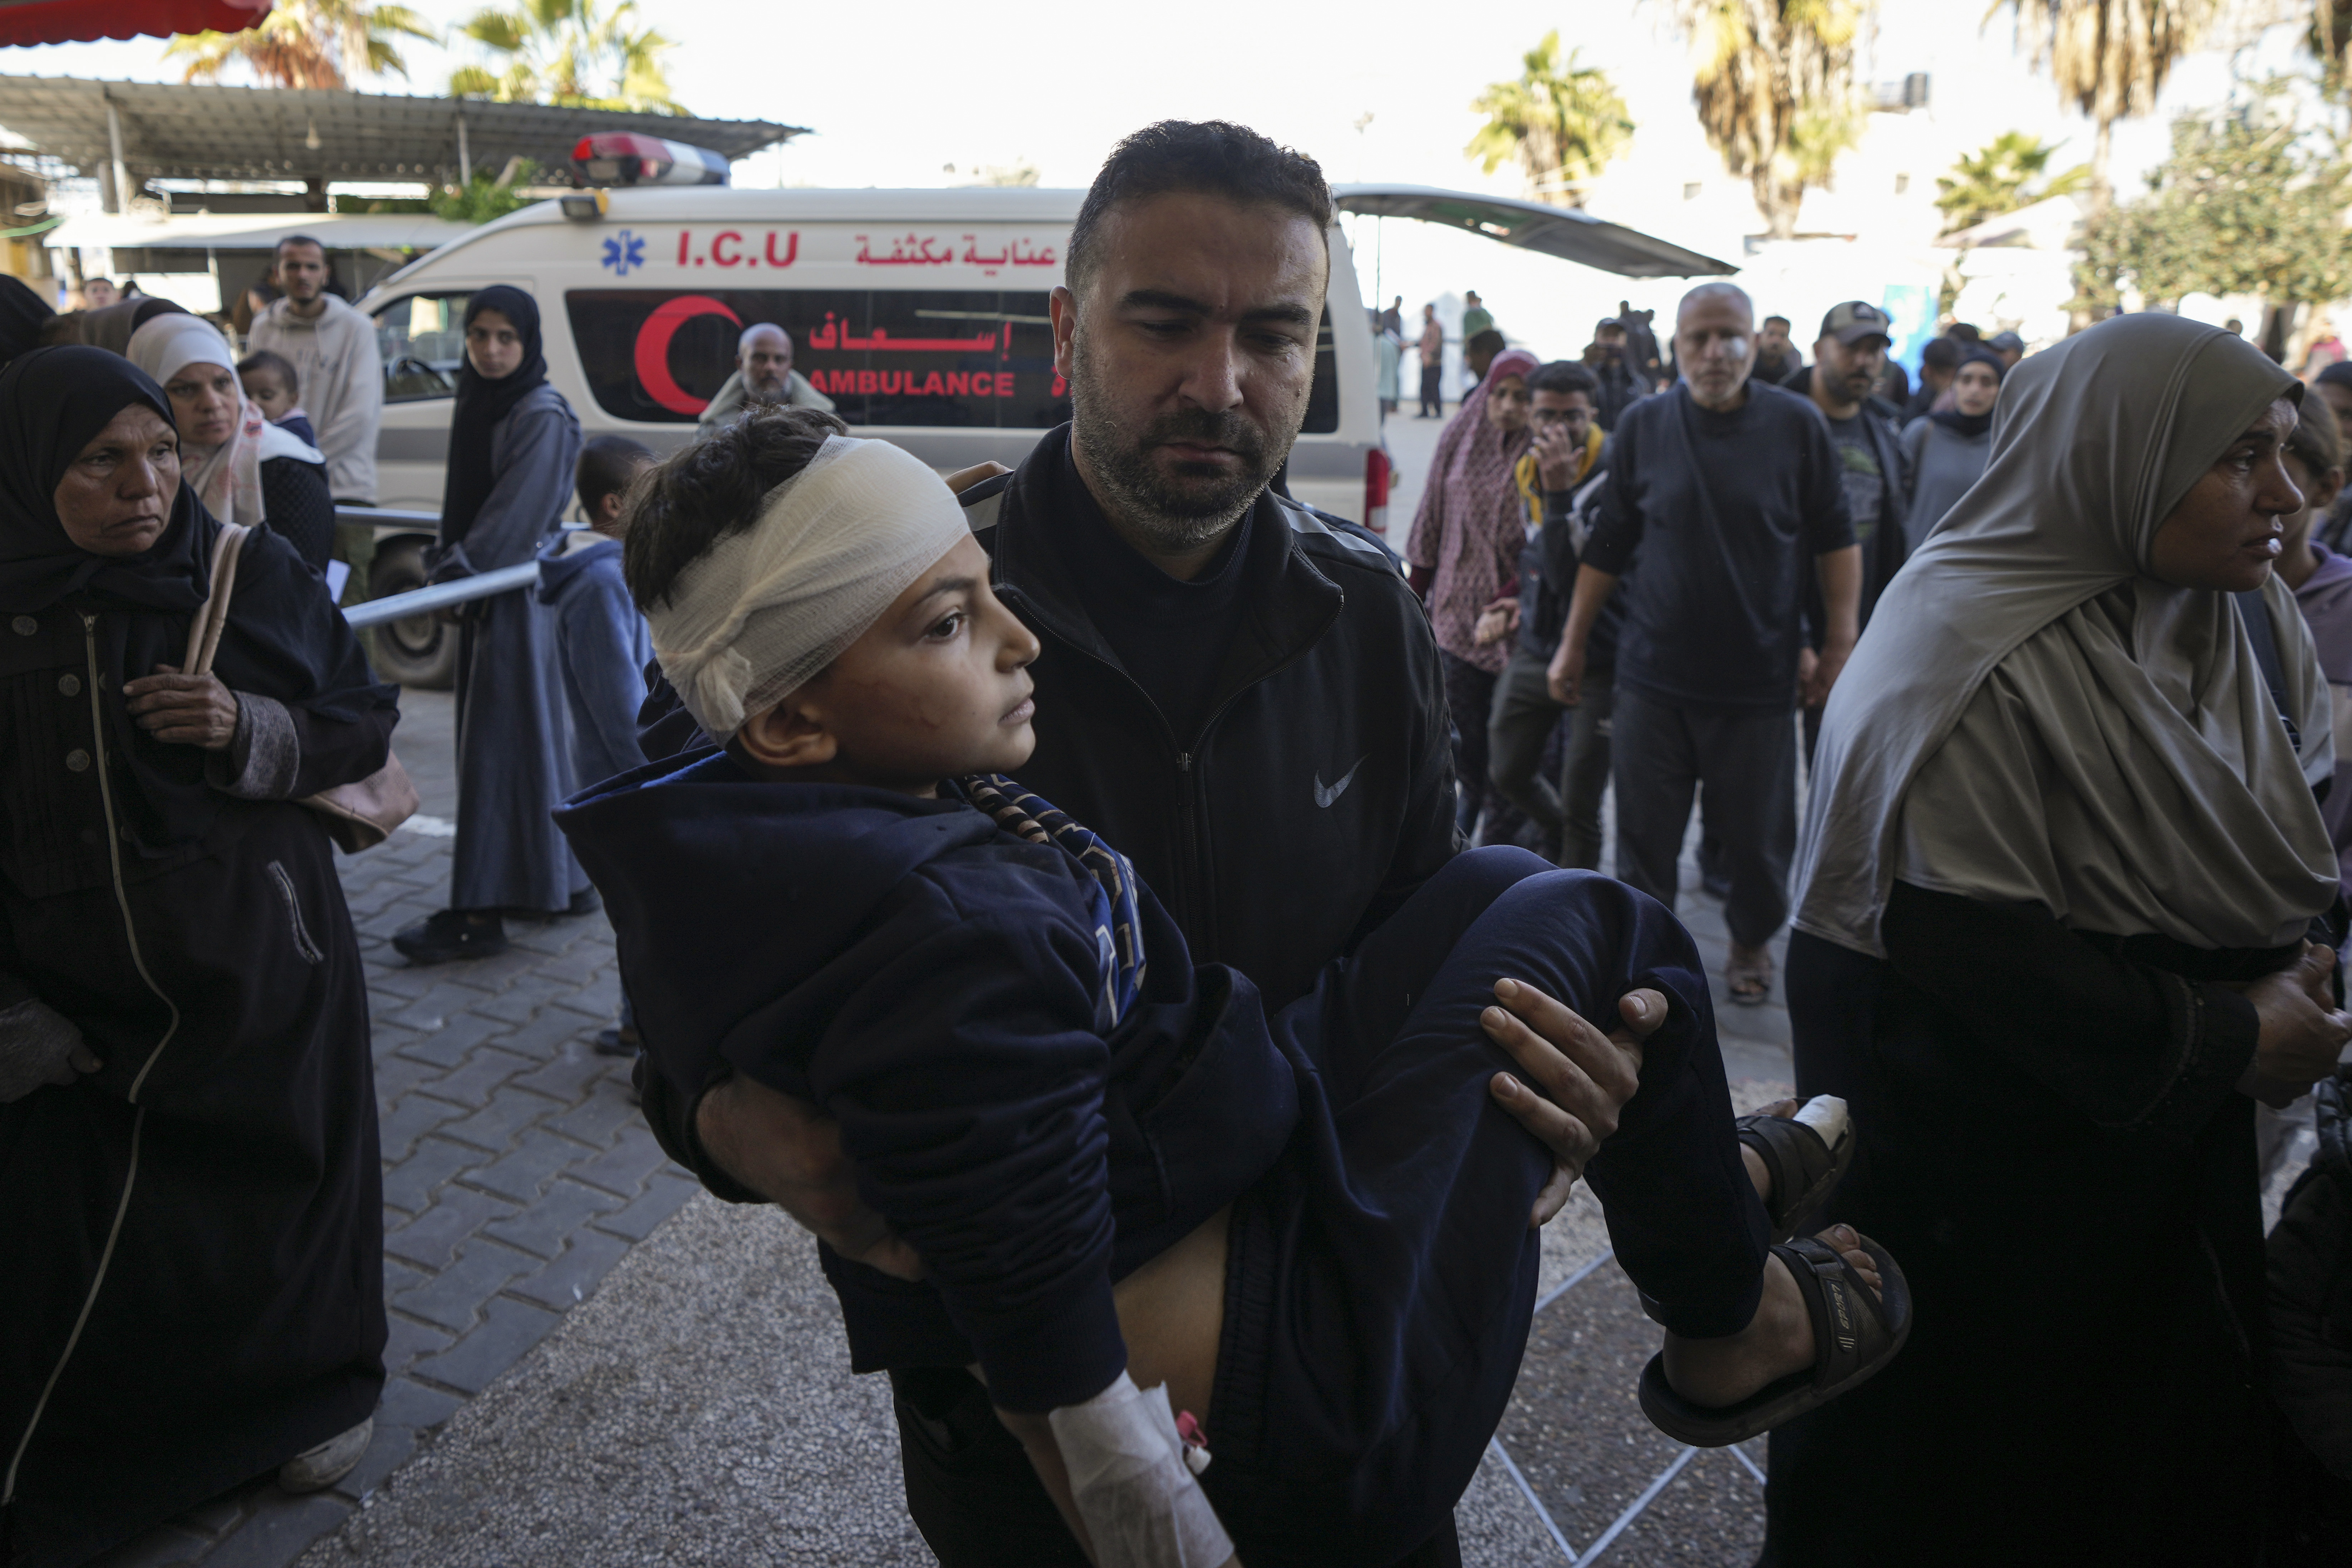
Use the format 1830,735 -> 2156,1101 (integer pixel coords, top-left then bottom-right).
1069,336 -> 1297,553
746,372 -> 789,401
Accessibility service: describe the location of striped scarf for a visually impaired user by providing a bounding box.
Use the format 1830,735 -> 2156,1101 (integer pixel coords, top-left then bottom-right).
961,773 -> 1147,1031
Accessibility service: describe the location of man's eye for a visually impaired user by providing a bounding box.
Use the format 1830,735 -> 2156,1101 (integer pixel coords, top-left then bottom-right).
927,611 -> 965,640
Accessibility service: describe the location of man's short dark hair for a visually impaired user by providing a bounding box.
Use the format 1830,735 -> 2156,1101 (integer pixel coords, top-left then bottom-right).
275,234 -> 327,260
1066,121 -> 1333,298
1946,322 -> 1982,344
1920,338 -> 1960,371
1763,314 -> 1791,330
623,406 -> 847,611
1528,360 -> 1598,400
578,434 -> 657,517
235,349 -> 299,398
1466,328 -> 1506,359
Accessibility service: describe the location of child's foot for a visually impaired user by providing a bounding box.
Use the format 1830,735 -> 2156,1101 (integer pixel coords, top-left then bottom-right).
1737,1095 -> 1853,1245
1738,1098 -> 1799,1200
1658,1225 -> 1882,1409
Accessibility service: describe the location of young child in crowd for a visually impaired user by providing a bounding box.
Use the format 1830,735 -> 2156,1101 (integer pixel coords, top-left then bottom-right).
544,434 -> 657,1059
235,349 -> 317,448
554,407 -> 1909,1568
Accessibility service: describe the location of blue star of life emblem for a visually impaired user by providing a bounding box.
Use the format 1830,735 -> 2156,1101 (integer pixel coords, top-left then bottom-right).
601,230 -> 646,276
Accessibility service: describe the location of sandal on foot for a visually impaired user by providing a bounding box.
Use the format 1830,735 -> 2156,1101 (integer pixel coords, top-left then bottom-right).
1738,1096 -> 1854,1245
1635,1230 -> 1911,1449
1725,954 -> 1773,1006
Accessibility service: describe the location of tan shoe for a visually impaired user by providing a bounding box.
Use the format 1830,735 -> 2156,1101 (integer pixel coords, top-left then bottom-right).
278,1417 -> 373,1493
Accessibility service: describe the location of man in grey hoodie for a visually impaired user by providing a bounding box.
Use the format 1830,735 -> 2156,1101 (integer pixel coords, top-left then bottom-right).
246,235 -> 383,504
696,322 -> 836,432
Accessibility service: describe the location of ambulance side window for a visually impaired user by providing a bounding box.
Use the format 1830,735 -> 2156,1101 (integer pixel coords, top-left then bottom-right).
373,293 -> 473,403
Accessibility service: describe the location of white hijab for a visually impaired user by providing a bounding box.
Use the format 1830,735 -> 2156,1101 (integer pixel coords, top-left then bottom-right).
1794,312 -> 2339,957
126,313 -> 321,528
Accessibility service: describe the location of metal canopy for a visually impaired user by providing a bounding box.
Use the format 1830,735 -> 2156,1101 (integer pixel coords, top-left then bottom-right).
0,75 -> 804,188
1332,184 -> 1735,280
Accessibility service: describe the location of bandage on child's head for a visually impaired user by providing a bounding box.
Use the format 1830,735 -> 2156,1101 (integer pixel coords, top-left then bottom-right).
648,435 -> 972,735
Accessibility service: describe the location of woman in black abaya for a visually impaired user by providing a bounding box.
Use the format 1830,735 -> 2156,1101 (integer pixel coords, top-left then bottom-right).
0,348 -> 398,1565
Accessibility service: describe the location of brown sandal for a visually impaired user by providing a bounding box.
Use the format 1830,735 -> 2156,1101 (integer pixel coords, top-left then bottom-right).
1725,952 -> 1773,1006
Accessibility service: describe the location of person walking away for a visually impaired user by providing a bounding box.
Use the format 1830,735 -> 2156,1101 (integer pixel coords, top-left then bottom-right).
237,348 -> 319,448
0,348 -> 399,1563
1460,290 -> 1493,341
1462,329 -> 1505,396
245,236 -> 379,507
1484,361 -> 1614,867
1774,312 -> 2352,1563
392,287 -> 587,965
1417,303 -> 1445,417
650,120 -> 1669,1568
1899,349 -> 2004,547
1551,283 -> 1859,1008
1408,348 -> 1540,843
696,323 -> 836,434
1380,293 -> 1405,336
1754,315 -> 1804,388
1374,314 -> 1402,418
128,314 -> 335,575
1901,336 -> 1958,423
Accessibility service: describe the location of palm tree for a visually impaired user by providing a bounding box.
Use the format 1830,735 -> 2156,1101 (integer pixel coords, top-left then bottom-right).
1655,1 -> 1871,240
165,0 -> 439,90
1987,0 -> 2216,212
1935,131 -> 2092,235
1464,32 -> 1636,208
449,0 -> 684,115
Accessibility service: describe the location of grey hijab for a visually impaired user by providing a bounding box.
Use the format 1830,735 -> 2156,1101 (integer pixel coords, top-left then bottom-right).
1794,312 -> 2338,957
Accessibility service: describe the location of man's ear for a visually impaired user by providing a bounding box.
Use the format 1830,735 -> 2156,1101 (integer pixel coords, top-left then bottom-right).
735,696 -> 838,772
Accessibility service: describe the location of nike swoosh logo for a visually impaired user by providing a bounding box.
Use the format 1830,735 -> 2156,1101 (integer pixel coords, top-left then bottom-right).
1314,757 -> 1366,809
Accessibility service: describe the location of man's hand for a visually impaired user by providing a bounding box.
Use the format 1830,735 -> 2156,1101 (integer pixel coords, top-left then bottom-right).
1796,646 -> 1820,707
2241,942 -> 2352,1106
124,664 -> 239,750
1532,420 -> 1578,490
695,1075 -> 924,1281
1546,636 -> 1586,707
1475,597 -> 1519,648
0,997 -> 100,1103
1799,638 -> 1852,709
1481,980 -> 1666,1225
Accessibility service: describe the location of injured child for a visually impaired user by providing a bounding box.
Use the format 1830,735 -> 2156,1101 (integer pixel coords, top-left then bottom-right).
555,412 -> 1911,1568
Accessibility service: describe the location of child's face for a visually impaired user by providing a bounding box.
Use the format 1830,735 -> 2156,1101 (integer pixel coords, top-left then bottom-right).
242,370 -> 294,421
740,533 -> 1040,793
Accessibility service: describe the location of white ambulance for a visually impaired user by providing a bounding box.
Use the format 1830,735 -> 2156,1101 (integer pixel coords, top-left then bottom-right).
352,183 -> 1725,682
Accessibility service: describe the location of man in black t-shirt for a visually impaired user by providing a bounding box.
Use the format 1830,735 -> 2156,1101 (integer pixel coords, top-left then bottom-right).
1550,283 -> 1860,1008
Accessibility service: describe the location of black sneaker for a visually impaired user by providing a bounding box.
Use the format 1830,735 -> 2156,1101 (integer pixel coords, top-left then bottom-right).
391,909 -> 508,965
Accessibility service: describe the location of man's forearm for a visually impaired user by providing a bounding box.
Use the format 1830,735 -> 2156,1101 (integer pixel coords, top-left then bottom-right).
1813,545 -> 1861,650
1558,564 -> 1621,657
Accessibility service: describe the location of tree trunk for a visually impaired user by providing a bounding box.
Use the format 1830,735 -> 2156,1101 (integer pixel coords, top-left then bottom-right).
2091,117 -> 2115,216
1757,170 -> 1800,240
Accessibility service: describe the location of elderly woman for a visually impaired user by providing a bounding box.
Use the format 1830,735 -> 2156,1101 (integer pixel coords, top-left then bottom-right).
128,311 -> 336,574
0,348 -> 398,1564
1771,315 -> 2352,1561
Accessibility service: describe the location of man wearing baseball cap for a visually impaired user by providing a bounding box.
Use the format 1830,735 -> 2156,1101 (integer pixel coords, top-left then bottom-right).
1802,301 -> 1912,647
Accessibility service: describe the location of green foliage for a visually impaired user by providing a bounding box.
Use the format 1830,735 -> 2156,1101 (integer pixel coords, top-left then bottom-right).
1464,31 -> 1635,206
1935,131 -> 2091,235
165,0 -> 439,89
2076,82 -> 2352,312
449,0 -> 683,114
429,159 -> 541,224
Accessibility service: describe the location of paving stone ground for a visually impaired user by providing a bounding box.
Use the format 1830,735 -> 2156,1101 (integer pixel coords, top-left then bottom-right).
95,619 -> 1799,1567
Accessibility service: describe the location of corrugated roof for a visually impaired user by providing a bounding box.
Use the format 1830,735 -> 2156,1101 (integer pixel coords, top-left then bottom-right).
0,75 -> 802,186
49,207 -> 470,250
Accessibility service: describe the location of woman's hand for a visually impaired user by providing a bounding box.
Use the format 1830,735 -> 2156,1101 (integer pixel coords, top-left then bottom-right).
1474,598 -> 1519,647
2241,942 -> 2352,1105
124,663 -> 239,750
0,997 -> 101,1102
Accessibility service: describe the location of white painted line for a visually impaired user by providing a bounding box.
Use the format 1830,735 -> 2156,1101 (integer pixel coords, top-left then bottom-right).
1534,1248 -> 1616,1316
1487,1436 -> 1580,1562
1575,1445 -> 1695,1566
399,814 -> 457,837
1730,1441 -> 1768,1487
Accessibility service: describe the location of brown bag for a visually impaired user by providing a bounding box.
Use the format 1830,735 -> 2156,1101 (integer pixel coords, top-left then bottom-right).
184,524 -> 419,853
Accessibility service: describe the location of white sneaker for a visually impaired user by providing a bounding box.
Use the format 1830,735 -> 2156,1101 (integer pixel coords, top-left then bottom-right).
278,1417 -> 373,1493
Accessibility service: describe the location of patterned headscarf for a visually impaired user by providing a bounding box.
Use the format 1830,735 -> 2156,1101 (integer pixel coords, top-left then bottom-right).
1404,348 -> 1539,672
961,774 -> 1146,1032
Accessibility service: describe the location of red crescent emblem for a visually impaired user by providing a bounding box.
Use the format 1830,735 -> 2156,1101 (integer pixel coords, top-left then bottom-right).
633,294 -> 741,415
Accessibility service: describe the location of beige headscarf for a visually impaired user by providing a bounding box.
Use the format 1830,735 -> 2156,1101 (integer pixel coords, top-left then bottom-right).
1794,312 -> 2339,957
125,313 -> 320,529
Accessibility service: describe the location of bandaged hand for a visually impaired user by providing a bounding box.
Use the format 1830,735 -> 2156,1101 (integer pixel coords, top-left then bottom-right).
0,997 -> 101,1103
1048,1374 -> 1236,1568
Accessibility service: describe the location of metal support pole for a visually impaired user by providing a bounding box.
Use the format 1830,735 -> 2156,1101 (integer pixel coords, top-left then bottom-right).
456,112 -> 471,185
104,97 -> 131,215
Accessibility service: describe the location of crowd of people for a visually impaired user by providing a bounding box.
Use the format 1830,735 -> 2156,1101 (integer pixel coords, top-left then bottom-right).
2,111 -> 2349,1568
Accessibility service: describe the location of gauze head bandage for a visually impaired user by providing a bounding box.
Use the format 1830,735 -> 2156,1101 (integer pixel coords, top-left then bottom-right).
649,436 -> 972,735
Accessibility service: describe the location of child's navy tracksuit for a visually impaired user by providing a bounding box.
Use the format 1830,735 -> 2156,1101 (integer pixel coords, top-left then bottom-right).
555,753 -> 1767,1565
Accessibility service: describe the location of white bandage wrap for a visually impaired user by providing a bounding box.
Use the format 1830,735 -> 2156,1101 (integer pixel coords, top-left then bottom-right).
648,436 -> 971,735
1048,1373 -> 1233,1568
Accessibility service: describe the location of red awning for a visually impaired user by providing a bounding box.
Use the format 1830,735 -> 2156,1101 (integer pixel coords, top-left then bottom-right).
0,0 -> 270,50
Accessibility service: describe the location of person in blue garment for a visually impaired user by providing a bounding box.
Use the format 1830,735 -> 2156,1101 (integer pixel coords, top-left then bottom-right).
393,286 -> 587,965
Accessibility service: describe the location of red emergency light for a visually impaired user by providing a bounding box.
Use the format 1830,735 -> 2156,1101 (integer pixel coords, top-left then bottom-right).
569,133 -> 730,189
